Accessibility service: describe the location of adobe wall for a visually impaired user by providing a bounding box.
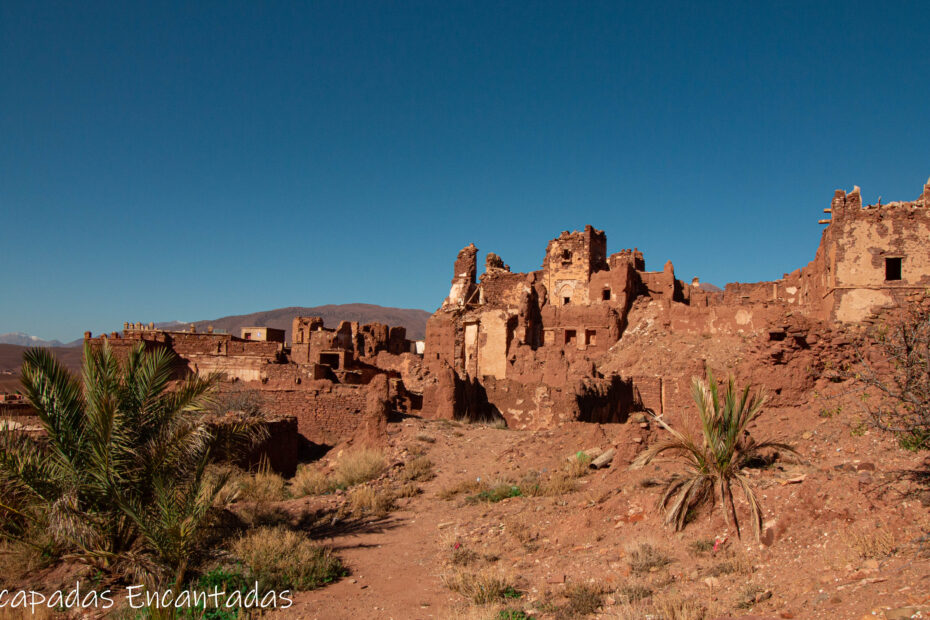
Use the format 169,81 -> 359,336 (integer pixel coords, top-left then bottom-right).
422,178 -> 930,427
253,384 -> 369,446
822,181 -> 930,322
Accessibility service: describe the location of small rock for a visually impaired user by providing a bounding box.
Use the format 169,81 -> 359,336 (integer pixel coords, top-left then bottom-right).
547,574 -> 565,584
703,576 -> 720,588
802,431 -> 813,440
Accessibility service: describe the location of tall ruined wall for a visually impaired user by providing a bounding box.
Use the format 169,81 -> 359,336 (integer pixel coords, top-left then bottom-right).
422,178 -> 930,428
423,226 -> 656,423
819,181 -> 930,322
543,225 -> 607,306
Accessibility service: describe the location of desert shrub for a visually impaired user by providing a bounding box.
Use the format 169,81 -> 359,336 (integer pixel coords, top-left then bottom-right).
467,483 -> 522,504
649,593 -> 711,620
439,479 -> 488,500
842,300 -> 930,450
232,526 -> 345,591
614,592 -> 713,620
566,452 -> 593,478
631,370 -> 796,540
396,482 -> 422,498
415,433 -> 436,443
848,524 -> 897,559
347,486 -> 396,517
450,545 -> 481,566
687,538 -> 715,555
291,465 -> 334,496
540,471 -> 579,496
333,449 -> 386,487
616,582 -> 652,603
238,468 -> 288,502
627,542 -> 673,574
560,582 -> 606,616
0,343 -> 260,588
401,456 -> 436,482
705,551 -> 753,577
441,568 -> 520,605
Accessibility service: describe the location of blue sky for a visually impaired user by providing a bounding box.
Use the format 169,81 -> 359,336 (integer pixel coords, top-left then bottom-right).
2,1 -> 929,341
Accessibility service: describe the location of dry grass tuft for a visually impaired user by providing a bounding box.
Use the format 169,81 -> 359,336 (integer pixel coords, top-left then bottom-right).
441,567 -> 520,605
849,523 -> 897,560
203,463 -> 245,505
705,551 -> 753,577
627,541 -> 673,574
466,482 -> 523,504
401,456 -> 436,482
334,449 -> 387,488
238,469 -> 288,502
687,538 -> 715,555
616,582 -> 653,603
539,471 -> 579,496
561,581 -> 607,616
505,516 -> 537,547
232,526 -> 345,590
396,482 -> 423,498
614,592 -> 717,620
416,433 -> 437,443
292,464 -> 335,496
565,452 -> 593,478
347,485 -> 396,517
439,478 -> 488,500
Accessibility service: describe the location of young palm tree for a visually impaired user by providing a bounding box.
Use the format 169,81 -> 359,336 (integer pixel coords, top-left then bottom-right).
631,370 -> 796,540
0,341 -> 246,586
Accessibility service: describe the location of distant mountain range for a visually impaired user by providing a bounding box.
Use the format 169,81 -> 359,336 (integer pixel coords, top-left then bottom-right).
1,303 -> 434,350
155,303 -> 432,341
0,332 -> 76,348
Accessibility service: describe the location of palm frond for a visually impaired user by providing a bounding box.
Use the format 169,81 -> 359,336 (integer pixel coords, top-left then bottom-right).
635,369 -> 790,542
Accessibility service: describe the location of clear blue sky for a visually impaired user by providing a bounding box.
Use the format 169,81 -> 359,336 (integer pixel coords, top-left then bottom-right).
2,1 -> 929,342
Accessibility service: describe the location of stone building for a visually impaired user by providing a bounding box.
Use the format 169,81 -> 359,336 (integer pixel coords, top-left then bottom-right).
240,326 -> 286,342
422,177 -> 930,428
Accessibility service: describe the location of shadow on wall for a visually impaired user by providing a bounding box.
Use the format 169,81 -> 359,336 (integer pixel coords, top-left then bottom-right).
458,376 -> 506,425
575,375 -> 636,424
298,437 -> 333,463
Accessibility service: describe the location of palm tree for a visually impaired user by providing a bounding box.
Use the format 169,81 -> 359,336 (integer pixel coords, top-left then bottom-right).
0,341 -> 248,586
631,370 -> 796,540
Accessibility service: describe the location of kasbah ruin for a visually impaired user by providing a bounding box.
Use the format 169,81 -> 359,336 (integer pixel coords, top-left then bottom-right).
3,177 -> 930,618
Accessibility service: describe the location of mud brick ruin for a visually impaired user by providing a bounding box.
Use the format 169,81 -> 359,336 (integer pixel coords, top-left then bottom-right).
4,176 -> 930,473
422,177 -> 930,428
79,316 -> 424,473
